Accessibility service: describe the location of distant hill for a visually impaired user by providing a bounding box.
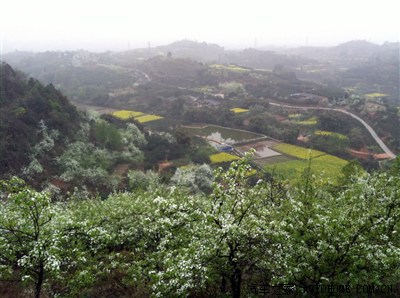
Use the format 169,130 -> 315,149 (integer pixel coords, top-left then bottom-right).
3,39 -> 397,105
0,63 -> 81,176
283,40 -> 399,66
155,40 -> 225,62
278,41 -> 399,102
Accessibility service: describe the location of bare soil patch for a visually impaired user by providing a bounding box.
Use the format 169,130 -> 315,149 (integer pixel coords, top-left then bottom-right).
236,140 -> 281,159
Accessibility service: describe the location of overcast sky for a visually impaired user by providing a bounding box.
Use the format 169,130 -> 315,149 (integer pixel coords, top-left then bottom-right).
1,0 -> 399,53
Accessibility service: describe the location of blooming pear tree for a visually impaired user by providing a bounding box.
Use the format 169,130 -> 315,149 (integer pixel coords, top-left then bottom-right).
0,178 -> 62,298
271,169 -> 400,287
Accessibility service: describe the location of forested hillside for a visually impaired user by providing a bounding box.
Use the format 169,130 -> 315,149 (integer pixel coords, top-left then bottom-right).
0,63 -> 81,176
0,64 -> 153,195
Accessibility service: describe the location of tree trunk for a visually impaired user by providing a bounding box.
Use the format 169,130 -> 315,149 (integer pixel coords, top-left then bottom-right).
35,263 -> 44,298
230,268 -> 242,298
221,276 -> 227,293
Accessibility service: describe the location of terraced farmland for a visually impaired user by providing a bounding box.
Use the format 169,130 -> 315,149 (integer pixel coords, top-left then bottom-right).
179,124 -> 347,183
263,143 -> 348,183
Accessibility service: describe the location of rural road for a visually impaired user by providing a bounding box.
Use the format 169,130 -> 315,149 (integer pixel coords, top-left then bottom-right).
269,102 -> 397,159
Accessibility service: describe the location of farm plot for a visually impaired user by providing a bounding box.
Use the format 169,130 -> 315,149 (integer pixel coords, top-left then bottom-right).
134,114 -> 164,123
292,116 -> 318,125
210,64 -> 250,73
209,152 -> 241,164
230,108 -> 249,113
314,130 -> 348,140
236,140 -> 281,159
365,93 -> 388,98
112,110 -> 143,119
112,110 -> 163,123
256,155 -> 294,167
264,143 -> 348,183
272,143 -> 325,159
181,125 -> 263,145
264,156 -> 347,183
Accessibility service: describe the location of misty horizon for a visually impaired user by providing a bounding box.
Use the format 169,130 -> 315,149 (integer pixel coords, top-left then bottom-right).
2,38 -> 400,55
1,0 -> 399,54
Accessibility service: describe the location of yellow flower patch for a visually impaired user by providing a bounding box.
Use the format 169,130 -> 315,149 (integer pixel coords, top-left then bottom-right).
112,110 -> 144,120
134,114 -> 164,123
293,116 -> 318,125
365,93 -> 388,98
314,130 -> 348,140
230,108 -> 249,113
209,152 -> 241,164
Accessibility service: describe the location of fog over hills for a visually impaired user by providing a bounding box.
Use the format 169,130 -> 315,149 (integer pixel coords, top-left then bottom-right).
1,0 -> 399,53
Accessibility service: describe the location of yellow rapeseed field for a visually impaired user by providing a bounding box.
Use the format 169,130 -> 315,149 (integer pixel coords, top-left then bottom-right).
293,116 -> 318,125
112,110 -> 143,120
209,152 -> 241,164
314,130 -> 348,140
365,93 -> 388,98
230,108 -> 249,113
134,114 -> 164,123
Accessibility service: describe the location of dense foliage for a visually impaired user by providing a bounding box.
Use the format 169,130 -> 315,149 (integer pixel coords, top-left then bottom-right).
0,63 -> 80,177
1,155 -> 399,297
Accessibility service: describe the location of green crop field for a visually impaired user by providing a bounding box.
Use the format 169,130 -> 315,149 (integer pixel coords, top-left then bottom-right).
256,155 -> 294,167
264,143 -> 348,183
315,154 -> 348,167
272,143 -> 325,159
264,155 -> 347,183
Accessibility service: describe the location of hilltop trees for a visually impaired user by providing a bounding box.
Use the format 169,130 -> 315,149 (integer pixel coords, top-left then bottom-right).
0,63 -> 80,177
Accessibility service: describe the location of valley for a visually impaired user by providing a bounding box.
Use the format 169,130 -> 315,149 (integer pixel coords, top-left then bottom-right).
1,38 -> 399,297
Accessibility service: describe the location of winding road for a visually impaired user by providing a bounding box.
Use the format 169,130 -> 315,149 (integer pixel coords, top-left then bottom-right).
269,102 -> 397,159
